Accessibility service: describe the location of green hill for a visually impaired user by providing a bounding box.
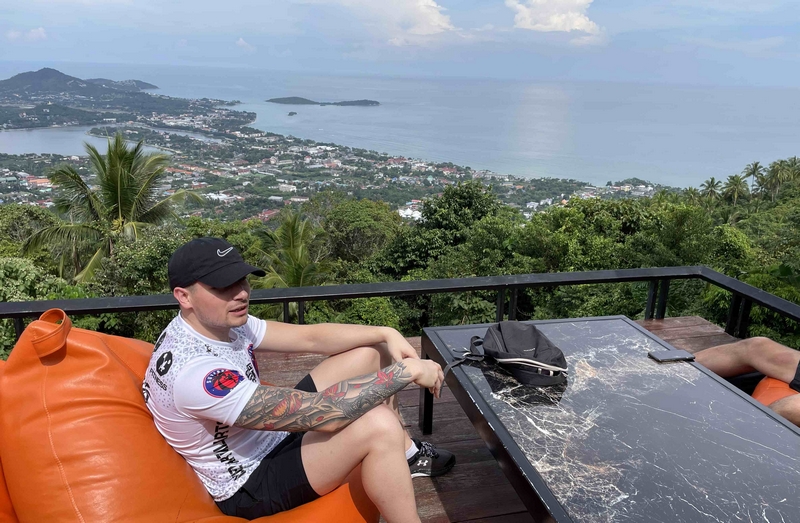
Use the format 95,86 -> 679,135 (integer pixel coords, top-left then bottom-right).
267,96 -> 380,107
0,68 -> 156,96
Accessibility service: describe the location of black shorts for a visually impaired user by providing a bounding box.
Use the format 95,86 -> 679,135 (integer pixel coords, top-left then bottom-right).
790,361 -> 800,393
216,374 -> 320,519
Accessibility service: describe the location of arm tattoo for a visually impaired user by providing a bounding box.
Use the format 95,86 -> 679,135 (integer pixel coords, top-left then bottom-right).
235,361 -> 413,432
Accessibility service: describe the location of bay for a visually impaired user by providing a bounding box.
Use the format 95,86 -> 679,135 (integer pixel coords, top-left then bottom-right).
0,125 -> 165,156
2,61 -> 800,188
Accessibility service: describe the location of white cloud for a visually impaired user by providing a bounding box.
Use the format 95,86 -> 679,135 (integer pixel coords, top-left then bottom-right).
5,27 -> 47,42
235,37 -> 256,53
570,32 -> 607,46
505,0 -> 600,34
298,0 -> 455,46
26,27 -> 47,41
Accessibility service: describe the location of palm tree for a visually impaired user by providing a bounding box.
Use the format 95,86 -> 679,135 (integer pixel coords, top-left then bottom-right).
765,160 -> 788,202
23,133 -> 202,281
782,156 -> 800,189
252,211 -> 331,321
722,174 -> 749,207
254,212 -> 329,289
682,187 -> 701,205
700,177 -> 722,202
742,161 -> 764,193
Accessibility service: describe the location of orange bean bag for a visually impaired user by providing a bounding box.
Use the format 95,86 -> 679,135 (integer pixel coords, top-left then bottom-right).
0,309 -> 379,523
751,376 -> 799,407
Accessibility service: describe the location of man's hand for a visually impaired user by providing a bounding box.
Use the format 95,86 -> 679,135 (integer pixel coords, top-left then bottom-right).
383,328 -> 420,362
405,358 -> 444,398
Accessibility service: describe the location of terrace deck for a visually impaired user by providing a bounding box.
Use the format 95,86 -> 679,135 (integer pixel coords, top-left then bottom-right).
254,316 -> 737,523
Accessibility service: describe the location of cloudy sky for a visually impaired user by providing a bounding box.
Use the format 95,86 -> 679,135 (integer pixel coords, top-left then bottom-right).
1,0 -> 799,85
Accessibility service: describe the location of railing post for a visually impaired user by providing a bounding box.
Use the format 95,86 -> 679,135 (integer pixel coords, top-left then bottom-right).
508,288 -> 519,321
645,280 -> 658,320
736,299 -> 753,338
298,301 -> 305,325
283,301 -> 291,323
13,318 -> 24,341
725,293 -> 743,335
496,288 -> 506,323
655,279 -> 670,320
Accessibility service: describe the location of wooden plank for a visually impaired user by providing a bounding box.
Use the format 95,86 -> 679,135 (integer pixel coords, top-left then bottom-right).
664,333 -> 739,354
463,514 -> 535,523
421,487 -> 529,522
636,316 -> 709,331
643,323 -> 729,340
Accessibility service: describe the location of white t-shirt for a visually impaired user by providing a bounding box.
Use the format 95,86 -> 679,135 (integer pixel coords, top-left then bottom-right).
143,313 -> 288,501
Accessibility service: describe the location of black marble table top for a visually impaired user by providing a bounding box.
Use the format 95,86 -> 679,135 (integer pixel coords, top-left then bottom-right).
424,317 -> 800,523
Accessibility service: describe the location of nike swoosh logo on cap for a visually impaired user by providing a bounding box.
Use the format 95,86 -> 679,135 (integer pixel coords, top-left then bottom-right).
217,247 -> 234,257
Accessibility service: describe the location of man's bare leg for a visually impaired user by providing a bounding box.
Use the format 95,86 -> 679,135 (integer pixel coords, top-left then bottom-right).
695,336 -> 800,383
310,345 -> 413,449
301,404 -> 420,523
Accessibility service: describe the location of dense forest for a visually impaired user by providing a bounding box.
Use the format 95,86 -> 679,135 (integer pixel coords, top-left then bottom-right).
2,139 -> 800,358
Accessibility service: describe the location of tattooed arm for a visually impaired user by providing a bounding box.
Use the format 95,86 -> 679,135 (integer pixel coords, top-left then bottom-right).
235,359 -> 440,433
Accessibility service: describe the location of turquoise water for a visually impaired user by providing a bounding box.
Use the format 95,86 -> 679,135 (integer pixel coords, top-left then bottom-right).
2,61 -> 800,188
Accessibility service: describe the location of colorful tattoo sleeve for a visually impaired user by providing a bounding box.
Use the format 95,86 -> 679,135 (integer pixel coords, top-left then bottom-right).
234,361 -> 412,432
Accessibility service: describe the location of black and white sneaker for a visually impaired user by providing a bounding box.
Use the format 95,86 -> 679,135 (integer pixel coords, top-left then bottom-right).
407,439 -> 456,478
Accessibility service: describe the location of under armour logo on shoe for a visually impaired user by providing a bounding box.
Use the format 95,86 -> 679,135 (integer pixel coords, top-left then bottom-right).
418,459 -> 429,467
217,247 -> 234,257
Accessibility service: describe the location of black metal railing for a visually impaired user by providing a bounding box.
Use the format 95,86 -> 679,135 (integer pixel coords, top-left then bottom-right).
3,266 -> 800,342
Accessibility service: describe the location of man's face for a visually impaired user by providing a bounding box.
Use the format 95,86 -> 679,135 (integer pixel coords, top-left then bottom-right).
183,278 -> 251,332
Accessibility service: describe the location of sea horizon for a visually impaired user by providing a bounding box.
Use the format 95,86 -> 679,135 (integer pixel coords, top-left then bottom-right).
3,61 -> 800,189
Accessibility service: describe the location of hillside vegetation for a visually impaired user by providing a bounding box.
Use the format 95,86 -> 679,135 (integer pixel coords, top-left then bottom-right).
3,147 -> 800,358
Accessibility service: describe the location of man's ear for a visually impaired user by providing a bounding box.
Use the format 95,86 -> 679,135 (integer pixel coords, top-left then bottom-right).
173,286 -> 192,309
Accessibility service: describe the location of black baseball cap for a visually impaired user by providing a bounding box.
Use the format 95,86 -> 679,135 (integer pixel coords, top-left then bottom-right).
168,237 -> 266,290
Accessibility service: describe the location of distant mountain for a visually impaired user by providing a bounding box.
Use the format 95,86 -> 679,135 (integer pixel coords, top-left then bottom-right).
0,68 -> 157,96
85,78 -> 158,91
267,96 -> 380,107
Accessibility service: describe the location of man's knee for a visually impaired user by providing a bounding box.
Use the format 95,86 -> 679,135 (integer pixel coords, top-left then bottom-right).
741,336 -> 800,376
355,405 -> 404,446
348,345 -> 382,368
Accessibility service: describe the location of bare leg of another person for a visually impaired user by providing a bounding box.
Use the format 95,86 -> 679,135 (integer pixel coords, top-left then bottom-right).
301,404 -> 421,523
694,337 -> 800,383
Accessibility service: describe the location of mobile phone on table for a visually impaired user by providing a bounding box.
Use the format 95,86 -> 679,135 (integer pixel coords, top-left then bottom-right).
647,349 -> 695,363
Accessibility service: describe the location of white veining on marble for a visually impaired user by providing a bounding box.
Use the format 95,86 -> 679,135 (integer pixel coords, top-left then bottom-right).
436,319 -> 800,523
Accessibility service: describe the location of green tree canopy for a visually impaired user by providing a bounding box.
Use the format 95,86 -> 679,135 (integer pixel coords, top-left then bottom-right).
23,133 -> 201,281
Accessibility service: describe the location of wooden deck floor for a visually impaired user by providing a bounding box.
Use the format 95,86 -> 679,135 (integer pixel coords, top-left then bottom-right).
255,316 -> 737,523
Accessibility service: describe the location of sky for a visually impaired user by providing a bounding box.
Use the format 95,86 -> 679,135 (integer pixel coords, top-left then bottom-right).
1,0 -> 800,86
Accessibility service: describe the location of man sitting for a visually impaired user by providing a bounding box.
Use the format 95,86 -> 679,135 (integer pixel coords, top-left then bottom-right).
143,237 -> 455,522
695,336 -> 800,426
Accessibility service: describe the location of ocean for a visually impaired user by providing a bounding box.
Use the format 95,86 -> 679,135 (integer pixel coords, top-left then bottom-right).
2,61 -> 800,188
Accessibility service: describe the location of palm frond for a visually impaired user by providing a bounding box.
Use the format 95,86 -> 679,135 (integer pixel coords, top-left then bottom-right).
130,153 -> 171,219
136,190 -> 203,225
48,165 -> 104,221
22,223 -> 104,254
74,242 -> 110,283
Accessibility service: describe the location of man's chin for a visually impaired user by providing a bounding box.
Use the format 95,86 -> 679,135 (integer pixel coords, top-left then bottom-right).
229,307 -> 249,323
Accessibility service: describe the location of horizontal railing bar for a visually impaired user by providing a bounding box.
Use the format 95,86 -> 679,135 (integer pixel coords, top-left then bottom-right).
0,267 -> 705,319
698,267 -> 800,323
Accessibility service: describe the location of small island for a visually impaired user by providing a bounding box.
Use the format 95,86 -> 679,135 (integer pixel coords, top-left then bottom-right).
288,112 -> 297,116
267,96 -> 380,107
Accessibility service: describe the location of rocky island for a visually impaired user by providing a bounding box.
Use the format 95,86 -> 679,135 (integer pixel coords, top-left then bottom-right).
267,96 -> 380,107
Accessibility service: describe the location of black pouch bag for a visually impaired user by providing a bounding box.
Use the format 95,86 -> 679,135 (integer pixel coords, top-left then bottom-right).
444,321 -> 568,387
